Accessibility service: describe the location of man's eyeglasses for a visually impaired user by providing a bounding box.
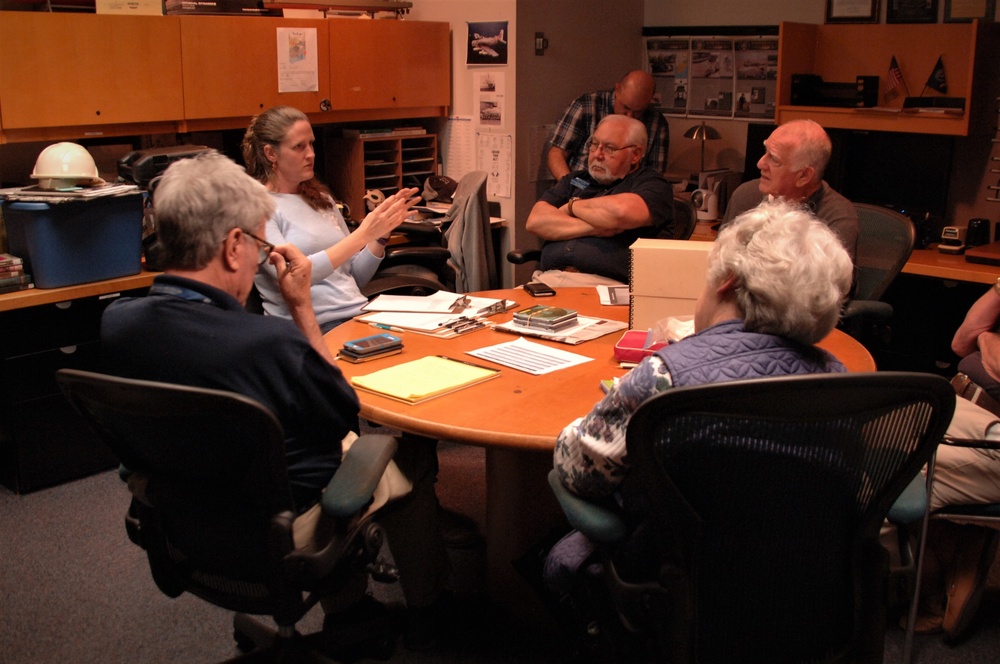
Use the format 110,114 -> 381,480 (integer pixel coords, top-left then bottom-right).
585,139 -> 637,157
244,231 -> 275,266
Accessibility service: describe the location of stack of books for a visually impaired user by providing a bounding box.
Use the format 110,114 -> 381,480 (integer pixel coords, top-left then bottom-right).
512,305 -> 578,332
0,253 -> 33,294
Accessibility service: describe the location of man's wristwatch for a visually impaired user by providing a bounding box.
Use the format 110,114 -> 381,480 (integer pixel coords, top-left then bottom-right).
993,276 -> 1000,297
567,196 -> 581,218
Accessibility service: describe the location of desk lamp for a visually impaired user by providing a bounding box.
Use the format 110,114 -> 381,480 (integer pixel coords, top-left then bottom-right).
684,121 -> 722,174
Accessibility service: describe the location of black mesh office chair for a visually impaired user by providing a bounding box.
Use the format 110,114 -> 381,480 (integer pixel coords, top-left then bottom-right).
839,203 -> 916,347
671,194 -> 698,241
56,368 -> 401,662
548,372 -> 954,664
891,384 -> 1000,664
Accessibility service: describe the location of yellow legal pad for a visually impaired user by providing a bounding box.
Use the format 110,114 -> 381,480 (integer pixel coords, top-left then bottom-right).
350,355 -> 500,405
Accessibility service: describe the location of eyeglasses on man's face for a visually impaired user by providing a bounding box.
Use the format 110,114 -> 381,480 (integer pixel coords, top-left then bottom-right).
241,231 -> 275,266
584,139 -> 637,157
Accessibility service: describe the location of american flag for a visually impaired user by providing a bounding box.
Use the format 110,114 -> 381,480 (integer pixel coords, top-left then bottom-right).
885,56 -> 904,101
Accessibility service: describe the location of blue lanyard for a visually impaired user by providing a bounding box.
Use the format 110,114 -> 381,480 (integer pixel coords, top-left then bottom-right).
149,282 -> 215,305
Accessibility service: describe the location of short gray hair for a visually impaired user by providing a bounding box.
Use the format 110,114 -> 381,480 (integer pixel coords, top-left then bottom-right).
707,199 -> 852,345
152,151 -> 275,271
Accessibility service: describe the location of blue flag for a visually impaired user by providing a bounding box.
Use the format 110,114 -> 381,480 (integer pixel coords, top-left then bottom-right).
925,56 -> 947,94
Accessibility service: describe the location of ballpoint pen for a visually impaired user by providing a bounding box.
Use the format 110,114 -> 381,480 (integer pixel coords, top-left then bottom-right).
369,323 -> 405,333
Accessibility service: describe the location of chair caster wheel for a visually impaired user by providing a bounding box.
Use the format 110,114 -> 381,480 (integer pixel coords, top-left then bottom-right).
233,629 -> 256,653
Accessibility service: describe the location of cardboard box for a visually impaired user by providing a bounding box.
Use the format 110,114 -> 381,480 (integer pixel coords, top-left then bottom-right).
629,238 -> 711,330
2,194 -> 143,289
96,0 -> 164,14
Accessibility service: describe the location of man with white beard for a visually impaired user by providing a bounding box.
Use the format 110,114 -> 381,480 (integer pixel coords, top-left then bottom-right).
525,115 -> 673,287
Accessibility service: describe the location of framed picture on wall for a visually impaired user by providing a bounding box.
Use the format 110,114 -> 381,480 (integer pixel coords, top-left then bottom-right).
887,0 -> 939,23
826,0 -> 881,22
944,0 -> 996,22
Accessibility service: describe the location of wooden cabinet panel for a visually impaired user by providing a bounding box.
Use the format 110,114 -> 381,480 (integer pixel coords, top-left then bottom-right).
328,19 -> 450,112
0,13 -> 184,130
180,16 -> 330,121
775,21 -> 985,136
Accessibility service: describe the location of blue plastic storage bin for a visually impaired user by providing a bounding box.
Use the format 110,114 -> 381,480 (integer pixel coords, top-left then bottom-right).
2,193 -> 143,289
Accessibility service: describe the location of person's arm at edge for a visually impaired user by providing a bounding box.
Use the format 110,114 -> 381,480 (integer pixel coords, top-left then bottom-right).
553,356 -> 671,498
953,285 -> 1000,357
546,145 -> 571,182
525,199 -> 602,241
268,244 -> 336,365
571,192 -> 651,233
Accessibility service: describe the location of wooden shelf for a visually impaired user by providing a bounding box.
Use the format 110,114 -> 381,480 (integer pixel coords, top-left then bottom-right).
327,133 -> 437,220
775,21 -> 988,136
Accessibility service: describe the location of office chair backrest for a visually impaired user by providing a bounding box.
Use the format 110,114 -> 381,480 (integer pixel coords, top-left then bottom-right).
442,170 -> 497,292
667,194 -> 697,240
56,368 -> 296,594
621,372 -> 954,663
852,203 -> 915,302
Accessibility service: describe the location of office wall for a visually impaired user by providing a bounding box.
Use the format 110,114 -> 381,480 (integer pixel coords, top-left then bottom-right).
411,0 -> 646,285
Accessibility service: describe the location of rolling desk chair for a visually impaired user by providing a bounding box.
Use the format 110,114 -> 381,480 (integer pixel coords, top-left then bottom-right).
56,368 -> 402,662
891,390 -> 1000,663
548,372 -> 954,664
839,203 -> 915,348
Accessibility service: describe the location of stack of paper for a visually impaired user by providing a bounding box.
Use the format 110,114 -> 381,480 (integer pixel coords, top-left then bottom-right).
351,355 -> 500,404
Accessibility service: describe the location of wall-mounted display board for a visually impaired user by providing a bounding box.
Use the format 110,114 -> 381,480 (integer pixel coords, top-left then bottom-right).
644,28 -> 778,121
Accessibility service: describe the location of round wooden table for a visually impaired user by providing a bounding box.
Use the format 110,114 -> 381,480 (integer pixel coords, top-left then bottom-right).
324,287 -> 876,617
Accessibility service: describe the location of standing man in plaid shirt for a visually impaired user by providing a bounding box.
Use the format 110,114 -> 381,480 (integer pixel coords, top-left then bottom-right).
546,70 -> 670,181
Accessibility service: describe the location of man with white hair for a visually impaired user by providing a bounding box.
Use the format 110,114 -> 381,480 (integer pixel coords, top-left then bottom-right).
722,119 -> 858,265
526,114 -> 673,287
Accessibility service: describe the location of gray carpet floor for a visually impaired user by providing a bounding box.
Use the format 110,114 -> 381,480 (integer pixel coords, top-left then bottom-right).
2,439 -> 1000,663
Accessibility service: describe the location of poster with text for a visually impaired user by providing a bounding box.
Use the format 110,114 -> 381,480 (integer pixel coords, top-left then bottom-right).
735,39 -> 778,118
690,39 -> 734,117
645,38 -> 690,115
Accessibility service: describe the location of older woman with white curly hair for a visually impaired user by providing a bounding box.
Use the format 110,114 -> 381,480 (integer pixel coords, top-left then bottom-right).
553,198 -> 854,499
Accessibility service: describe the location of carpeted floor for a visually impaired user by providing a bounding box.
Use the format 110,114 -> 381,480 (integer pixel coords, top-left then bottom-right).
2,438 -> 1000,663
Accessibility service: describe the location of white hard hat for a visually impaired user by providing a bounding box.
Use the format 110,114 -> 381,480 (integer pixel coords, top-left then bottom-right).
31,142 -> 104,189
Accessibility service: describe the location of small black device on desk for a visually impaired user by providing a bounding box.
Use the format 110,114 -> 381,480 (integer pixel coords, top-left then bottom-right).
340,333 -> 403,363
524,282 -> 556,297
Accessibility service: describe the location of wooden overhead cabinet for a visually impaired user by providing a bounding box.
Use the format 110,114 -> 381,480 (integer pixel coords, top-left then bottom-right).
0,13 -> 184,142
328,19 -> 450,115
179,16 -> 331,128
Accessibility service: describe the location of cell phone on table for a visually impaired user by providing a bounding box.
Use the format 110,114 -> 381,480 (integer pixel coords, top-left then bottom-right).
342,333 -> 402,355
524,282 -> 556,297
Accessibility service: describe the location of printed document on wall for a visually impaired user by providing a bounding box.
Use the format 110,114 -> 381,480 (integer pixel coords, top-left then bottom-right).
276,27 -> 318,93
477,133 -> 512,198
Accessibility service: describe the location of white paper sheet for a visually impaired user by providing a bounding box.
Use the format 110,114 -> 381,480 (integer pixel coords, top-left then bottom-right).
467,337 -> 592,375
363,291 -> 502,314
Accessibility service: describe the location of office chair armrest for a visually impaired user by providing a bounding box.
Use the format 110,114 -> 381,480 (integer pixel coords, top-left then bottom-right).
322,434 -> 398,519
506,249 -> 541,265
842,299 -> 893,322
396,220 -> 445,239
382,246 -> 452,267
547,470 -> 629,543
941,436 -> 1000,450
